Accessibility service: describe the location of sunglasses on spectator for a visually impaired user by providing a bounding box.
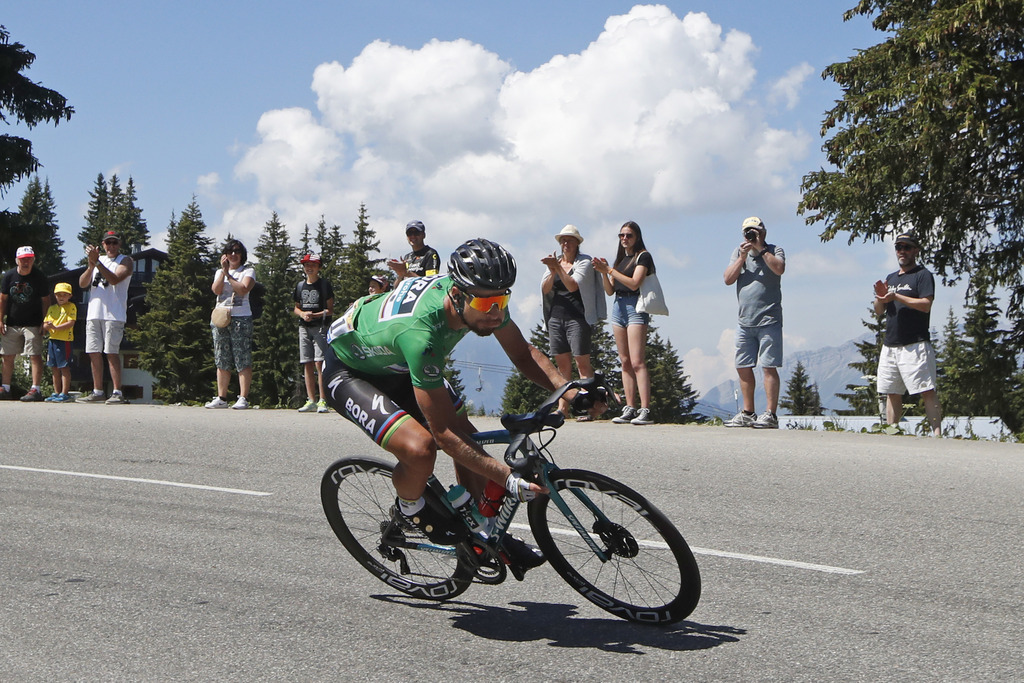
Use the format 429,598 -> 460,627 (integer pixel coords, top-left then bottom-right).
465,291 -> 511,312
894,243 -> 915,252
225,249 -> 243,255
618,233 -> 635,240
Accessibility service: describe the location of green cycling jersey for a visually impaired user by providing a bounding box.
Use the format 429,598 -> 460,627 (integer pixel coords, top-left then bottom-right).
327,275 -> 509,390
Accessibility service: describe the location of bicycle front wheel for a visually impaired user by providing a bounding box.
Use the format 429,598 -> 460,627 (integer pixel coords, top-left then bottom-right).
320,457 -> 472,600
529,469 -> 700,624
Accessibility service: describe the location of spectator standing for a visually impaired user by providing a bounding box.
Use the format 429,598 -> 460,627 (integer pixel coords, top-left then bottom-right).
0,246 -> 50,401
723,217 -> 786,429
43,282 -> 77,402
593,221 -> 656,425
77,231 -> 134,404
541,224 -> 605,420
387,220 -> 440,285
367,274 -> 389,295
873,231 -> 942,436
293,253 -> 334,413
205,239 -> 256,410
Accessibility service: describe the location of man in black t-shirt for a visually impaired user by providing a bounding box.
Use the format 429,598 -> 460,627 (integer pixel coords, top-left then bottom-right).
293,253 -> 334,413
388,220 -> 440,285
0,246 -> 51,400
872,231 -> 941,436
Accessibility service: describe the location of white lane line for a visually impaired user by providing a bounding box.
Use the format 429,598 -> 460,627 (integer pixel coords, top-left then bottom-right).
523,523 -> 865,575
688,546 -> 865,575
0,464 -> 272,497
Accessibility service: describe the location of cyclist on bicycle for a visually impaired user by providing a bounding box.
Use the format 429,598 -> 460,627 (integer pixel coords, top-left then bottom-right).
323,238 -> 597,572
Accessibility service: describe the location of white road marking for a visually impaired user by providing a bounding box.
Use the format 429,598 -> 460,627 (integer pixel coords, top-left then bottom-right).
518,523 -> 865,575
0,464 -> 272,497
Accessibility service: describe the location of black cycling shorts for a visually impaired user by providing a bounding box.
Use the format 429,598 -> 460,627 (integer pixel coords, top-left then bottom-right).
321,341 -> 464,447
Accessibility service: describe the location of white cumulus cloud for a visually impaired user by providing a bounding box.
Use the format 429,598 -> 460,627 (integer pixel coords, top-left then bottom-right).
219,5 -> 814,270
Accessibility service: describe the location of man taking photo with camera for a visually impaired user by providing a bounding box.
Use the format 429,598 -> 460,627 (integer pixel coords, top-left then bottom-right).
723,216 -> 786,429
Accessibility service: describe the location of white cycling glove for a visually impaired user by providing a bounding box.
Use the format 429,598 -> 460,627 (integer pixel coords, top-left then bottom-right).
505,472 -> 537,502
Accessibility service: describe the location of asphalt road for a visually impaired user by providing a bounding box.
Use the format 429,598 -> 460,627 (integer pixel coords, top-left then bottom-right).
2,404 -> 1021,681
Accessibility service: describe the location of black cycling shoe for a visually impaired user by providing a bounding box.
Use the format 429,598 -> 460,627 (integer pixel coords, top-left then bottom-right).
500,535 -> 545,580
395,498 -> 462,545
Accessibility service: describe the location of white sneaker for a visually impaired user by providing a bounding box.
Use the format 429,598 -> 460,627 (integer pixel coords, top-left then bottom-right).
205,396 -> 229,409
751,411 -> 779,429
724,411 -> 755,428
297,399 -> 317,413
612,406 -> 637,424
317,399 -> 330,413
231,396 -> 250,410
630,408 -> 654,425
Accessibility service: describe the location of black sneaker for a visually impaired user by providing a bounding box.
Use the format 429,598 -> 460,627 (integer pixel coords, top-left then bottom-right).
396,498 -> 462,545
500,535 -> 545,580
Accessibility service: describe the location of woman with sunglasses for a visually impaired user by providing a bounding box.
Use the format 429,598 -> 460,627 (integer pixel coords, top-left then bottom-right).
205,239 -> 256,410
541,225 -> 606,420
594,221 -> 655,425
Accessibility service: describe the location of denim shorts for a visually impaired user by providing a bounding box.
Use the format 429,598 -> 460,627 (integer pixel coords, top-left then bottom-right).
734,322 -> 783,368
610,292 -> 650,328
47,338 -> 73,368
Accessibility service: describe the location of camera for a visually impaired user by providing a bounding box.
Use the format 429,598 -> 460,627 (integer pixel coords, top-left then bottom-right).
744,228 -> 759,241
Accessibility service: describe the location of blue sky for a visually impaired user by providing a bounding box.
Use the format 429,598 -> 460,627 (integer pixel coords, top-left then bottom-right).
3,2 -> 966,398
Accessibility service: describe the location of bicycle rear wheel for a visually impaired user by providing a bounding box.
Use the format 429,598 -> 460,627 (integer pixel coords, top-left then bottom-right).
529,468 -> 700,624
320,457 -> 472,600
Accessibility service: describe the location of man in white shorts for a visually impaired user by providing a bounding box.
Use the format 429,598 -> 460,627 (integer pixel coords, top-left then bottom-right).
873,231 -> 941,436
77,231 -> 134,404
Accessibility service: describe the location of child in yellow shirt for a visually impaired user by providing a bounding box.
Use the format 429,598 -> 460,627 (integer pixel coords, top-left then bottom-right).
43,283 -> 77,402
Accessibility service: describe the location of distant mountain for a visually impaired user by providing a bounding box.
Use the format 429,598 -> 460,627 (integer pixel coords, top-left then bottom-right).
699,335 -> 872,417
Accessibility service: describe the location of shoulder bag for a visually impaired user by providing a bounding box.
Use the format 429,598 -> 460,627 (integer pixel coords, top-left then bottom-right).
211,298 -> 232,328
635,252 -> 669,316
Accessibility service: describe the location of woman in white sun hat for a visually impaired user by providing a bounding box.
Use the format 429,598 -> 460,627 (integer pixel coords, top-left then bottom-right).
541,224 -> 606,420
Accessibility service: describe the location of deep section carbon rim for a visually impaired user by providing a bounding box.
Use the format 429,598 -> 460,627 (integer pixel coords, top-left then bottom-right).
320,457 -> 471,600
529,468 -> 700,624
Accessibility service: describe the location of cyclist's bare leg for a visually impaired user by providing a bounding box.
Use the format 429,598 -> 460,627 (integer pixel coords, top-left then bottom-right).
382,418 -> 438,501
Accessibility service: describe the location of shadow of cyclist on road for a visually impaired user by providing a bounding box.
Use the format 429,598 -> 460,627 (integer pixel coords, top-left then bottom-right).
372,594 -> 743,654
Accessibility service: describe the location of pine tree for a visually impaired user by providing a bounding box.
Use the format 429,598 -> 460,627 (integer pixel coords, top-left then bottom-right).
336,204 -> 384,309
835,306 -> 886,416
941,278 -> 1022,432
314,215 -> 346,291
645,327 -> 700,423
251,212 -> 299,407
780,361 -> 823,416
9,176 -> 65,273
77,173 -> 148,256
500,323 -> 552,415
0,25 -> 74,193
117,176 -> 149,250
132,199 -> 216,403
937,308 -> 972,418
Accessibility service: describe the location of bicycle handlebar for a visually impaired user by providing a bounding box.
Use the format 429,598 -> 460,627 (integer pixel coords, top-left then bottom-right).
499,373 -> 610,436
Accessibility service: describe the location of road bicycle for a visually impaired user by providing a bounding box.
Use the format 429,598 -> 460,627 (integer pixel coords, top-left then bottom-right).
320,375 -> 701,624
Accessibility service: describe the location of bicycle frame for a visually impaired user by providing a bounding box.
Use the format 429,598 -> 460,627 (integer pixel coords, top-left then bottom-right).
394,420 -> 615,566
